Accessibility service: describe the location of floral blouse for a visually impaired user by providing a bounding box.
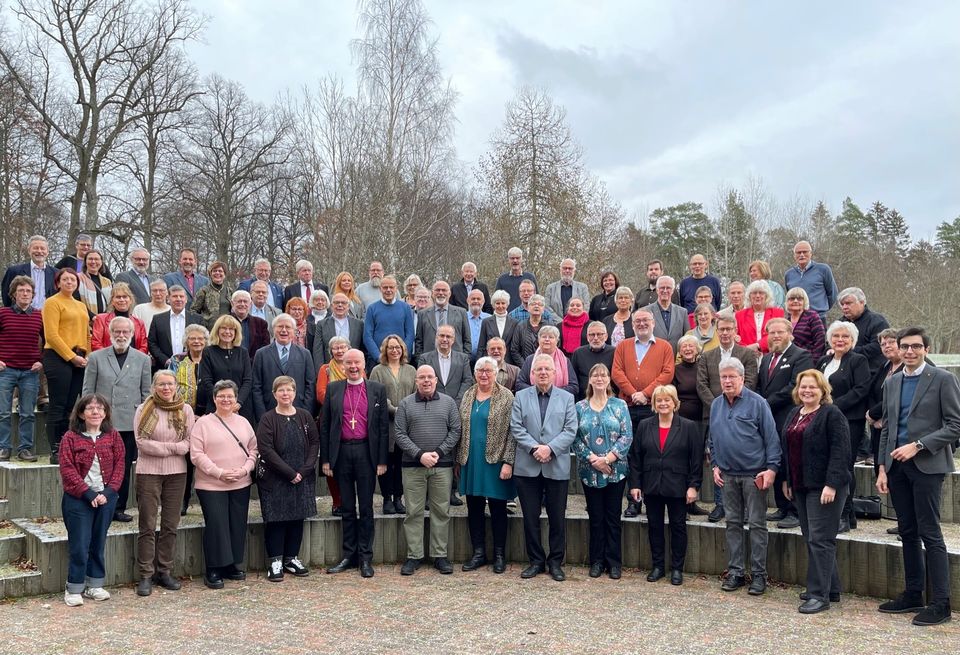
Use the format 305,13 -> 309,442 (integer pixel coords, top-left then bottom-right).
573,397 -> 633,488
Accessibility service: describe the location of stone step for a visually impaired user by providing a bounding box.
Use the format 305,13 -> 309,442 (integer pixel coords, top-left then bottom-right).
0,565 -> 43,598
0,499 -> 8,521
0,532 -> 25,563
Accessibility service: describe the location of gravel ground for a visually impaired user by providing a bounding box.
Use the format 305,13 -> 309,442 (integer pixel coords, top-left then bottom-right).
0,564 -> 956,655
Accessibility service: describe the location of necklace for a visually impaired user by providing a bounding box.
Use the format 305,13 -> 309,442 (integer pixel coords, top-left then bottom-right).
793,406 -> 819,428
346,383 -> 365,430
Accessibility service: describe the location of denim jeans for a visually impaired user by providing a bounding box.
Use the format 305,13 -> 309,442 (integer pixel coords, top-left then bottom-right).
0,367 -> 39,451
62,490 -> 118,593
722,473 -> 768,576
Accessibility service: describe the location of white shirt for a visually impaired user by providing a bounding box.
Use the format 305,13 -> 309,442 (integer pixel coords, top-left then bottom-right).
334,316 -> 350,339
438,352 -> 451,384
495,313 -> 507,337
170,310 -> 186,356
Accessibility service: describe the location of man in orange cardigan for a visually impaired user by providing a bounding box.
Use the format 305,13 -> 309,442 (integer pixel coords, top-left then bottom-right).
611,309 -> 675,516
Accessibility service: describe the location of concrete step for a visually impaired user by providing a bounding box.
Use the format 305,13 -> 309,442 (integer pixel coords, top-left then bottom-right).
0,532 -> 25,563
0,564 -> 43,598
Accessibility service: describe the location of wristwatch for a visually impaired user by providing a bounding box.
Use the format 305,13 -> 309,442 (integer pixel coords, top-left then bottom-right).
914,440 -> 925,451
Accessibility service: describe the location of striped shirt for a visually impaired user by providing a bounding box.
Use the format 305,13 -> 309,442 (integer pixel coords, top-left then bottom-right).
0,305 -> 44,369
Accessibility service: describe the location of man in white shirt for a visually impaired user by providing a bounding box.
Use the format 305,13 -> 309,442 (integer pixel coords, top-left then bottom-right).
132,280 -> 170,333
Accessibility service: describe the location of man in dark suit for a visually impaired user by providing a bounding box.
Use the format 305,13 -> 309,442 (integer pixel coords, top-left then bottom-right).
314,293 -> 364,365
282,259 -> 329,309
251,314 -> 316,423
162,247 -> 209,305
2,235 -> 56,308
450,261 -> 493,314
414,280 -> 471,362
876,326 -> 960,626
147,286 -> 202,370
644,276 -> 687,353
320,349 -> 389,578
113,248 -> 154,305
238,258 -> 284,308
476,290 -> 519,359
757,318 -> 814,529
230,291 -> 270,360
418,326 -> 473,407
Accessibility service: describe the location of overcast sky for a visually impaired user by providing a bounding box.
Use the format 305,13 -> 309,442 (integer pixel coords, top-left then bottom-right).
188,0 -> 960,239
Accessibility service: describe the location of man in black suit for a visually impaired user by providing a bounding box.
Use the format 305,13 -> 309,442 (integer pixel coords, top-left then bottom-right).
2,235 -> 56,308
113,248 -> 154,305
147,286 -> 202,370
449,261 -> 493,314
314,292 -> 364,365
251,314 -> 316,423
230,290 -> 270,360
282,259 -> 329,308
320,349 -> 389,578
757,318 -> 814,529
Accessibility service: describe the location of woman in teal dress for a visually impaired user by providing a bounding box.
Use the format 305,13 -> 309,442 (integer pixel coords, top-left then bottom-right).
457,356 -> 516,574
574,363 -> 633,579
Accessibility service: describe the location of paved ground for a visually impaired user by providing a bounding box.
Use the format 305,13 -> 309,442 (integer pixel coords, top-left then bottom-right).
0,565 -> 955,655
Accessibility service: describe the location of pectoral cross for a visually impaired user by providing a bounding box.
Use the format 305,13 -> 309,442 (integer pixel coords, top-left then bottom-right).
349,416 -> 357,430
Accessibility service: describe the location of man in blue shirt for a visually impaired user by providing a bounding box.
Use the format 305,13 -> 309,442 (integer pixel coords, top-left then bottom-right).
363,276 -> 414,364
465,289 -> 490,363
784,241 -> 838,321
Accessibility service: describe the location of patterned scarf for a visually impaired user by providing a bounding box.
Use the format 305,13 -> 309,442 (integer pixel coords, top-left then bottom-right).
328,358 -> 347,381
137,393 -> 187,441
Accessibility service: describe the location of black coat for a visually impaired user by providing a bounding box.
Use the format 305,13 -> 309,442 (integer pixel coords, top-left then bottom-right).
816,351 -> 871,420
255,408 -> 320,492
757,344 -> 815,432
198,345 -> 253,422
628,414 -> 703,498
588,291 -> 617,322
318,379 -> 389,470
846,306 -> 889,374
282,281 -> 330,309
450,279 -> 493,314
780,404 -> 851,492
477,314 -> 518,359
602,313 -> 635,345
147,309 -> 203,369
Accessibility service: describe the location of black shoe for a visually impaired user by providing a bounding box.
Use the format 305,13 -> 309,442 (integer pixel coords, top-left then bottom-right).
180,505 -> 188,517
878,592 -> 925,614
136,577 -> 152,596
400,558 -> 422,576
708,506 -> 725,522
548,565 -> 565,582
327,558 -> 358,574
721,575 -> 746,592
0,448 -> 10,461
492,548 -> 506,574
671,569 -> 683,585
461,548 -> 487,572
624,501 -> 641,518
913,601 -> 952,626
382,499 -> 396,515
434,557 -> 453,574
153,572 -> 181,590
748,575 -> 767,596
449,493 -> 464,507
283,557 -> 309,577
646,567 -> 665,582
886,525 -> 900,535
766,509 -> 786,522
204,570 -> 224,589
520,563 -> 544,579
222,566 -> 246,581
394,499 -> 406,514
113,511 -> 133,523
17,449 -> 37,462
332,506 -> 343,517
608,566 -> 622,580
266,558 -> 284,582
48,452 -> 59,465
837,519 -> 851,534
799,598 -> 830,614
800,591 -> 840,603
589,562 -> 605,578
360,561 -> 375,578
849,516 -> 858,529
687,502 -> 709,516
777,515 -> 801,529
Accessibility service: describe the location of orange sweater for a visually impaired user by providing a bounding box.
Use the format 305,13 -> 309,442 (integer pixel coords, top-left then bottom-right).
611,337 -> 675,404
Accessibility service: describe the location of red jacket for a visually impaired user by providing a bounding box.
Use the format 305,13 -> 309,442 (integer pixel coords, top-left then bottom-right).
734,307 -> 785,354
91,312 -> 149,354
59,429 -> 125,501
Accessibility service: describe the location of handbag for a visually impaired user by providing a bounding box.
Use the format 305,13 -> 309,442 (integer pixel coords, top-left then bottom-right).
852,494 -> 882,519
216,415 -> 264,481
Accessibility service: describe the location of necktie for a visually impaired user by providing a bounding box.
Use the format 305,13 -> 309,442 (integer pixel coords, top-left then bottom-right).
438,308 -> 446,326
304,284 -> 312,301
280,345 -> 289,368
768,353 -> 781,377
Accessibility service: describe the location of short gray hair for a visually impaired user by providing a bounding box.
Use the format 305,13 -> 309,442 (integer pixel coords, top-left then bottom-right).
528,294 -> 546,306
656,275 -> 676,290
273,312 -> 296,329
676,334 -> 702,352
295,259 -> 313,272
826,320 -> 859,344
538,325 -> 560,341
838,287 -> 866,304
213,379 -> 239,396
718,358 -> 745,376
745,280 -> 772,308
491,289 -> 510,305
531,353 -> 555,369
108,316 -> 133,333
507,247 -> 523,258
231,289 -> 251,302
474,356 -> 498,374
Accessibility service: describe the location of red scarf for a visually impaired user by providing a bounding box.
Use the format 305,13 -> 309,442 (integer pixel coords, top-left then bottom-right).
560,312 -> 589,355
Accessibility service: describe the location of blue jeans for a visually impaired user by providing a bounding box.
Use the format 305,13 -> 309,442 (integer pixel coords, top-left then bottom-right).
62,491 -> 118,593
0,367 -> 39,451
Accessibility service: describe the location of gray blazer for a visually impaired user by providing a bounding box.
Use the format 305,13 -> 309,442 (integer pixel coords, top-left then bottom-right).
644,302 -> 687,352
314,315 -> 364,365
414,304 -> 471,360
251,342 -> 317,422
418,349 -> 473,406
113,269 -> 153,305
879,365 -> 960,475
81,347 -> 151,431
543,280 -> 590,316
510,385 -> 578,480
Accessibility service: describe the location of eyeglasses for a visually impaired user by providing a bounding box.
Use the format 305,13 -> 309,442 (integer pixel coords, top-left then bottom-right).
899,343 -> 926,352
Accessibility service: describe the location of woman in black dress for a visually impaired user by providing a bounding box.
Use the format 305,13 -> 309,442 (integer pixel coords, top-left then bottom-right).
199,314 -> 253,423
256,376 -> 319,581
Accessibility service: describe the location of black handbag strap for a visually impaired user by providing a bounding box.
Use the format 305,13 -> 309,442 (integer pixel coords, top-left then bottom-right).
216,415 -> 250,457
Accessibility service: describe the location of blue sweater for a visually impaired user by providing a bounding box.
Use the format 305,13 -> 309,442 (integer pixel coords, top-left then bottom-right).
709,387 -> 781,476
679,274 -> 722,313
363,300 -> 414,361
784,261 -> 838,316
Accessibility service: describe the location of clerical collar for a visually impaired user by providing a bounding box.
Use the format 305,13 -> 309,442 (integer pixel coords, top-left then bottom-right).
347,378 -> 364,385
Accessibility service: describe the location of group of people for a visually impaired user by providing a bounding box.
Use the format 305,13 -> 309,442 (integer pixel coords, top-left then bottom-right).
0,236 -> 955,626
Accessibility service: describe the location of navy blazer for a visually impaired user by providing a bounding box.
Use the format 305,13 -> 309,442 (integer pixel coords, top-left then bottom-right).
251,342 -> 316,422
282,281 -> 330,309
758,344 -> 815,431
628,414 -> 703,498
318,379 -> 390,470
2,262 -> 56,307
147,309 -> 203,369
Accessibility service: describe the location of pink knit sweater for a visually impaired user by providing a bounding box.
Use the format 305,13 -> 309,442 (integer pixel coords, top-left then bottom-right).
190,412 -> 257,491
133,403 -> 195,475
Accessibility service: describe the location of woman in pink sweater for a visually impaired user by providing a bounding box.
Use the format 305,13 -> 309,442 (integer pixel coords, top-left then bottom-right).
133,370 -> 195,597
190,379 -> 257,589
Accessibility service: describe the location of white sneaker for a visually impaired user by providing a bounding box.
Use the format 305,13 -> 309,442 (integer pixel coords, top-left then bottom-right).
64,590 -> 84,606
83,587 -> 111,601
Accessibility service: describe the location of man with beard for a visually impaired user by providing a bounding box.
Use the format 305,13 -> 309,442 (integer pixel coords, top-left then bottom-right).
544,258 -> 590,317
163,248 -> 209,305
634,260 -> 679,310
356,261 -> 385,308
114,248 -> 154,304
570,321 -> 615,402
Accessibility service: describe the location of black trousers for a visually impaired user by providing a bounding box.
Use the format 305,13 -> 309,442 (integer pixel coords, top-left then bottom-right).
197,486 -> 250,570
334,442 -> 376,563
645,494 -> 688,570
378,447 -> 403,500
888,459 -> 950,603
264,519 -> 305,559
583,480 -> 626,568
515,474 -> 568,568
795,487 -> 846,601
43,351 -> 84,454
183,456 -> 195,509
773,468 -> 798,517
116,430 -> 137,512
628,405 -> 654,435
841,419 -> 866,522
466,495 -> 509,552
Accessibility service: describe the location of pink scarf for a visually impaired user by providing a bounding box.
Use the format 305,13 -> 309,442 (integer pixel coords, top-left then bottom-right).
535,347 -> 569,387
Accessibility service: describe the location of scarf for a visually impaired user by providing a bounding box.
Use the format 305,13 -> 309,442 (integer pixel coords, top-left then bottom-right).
328,358 -> 347,381
137,392 -> 187,441
535,347 -> 569,387
560,312 -> 589,355
173,354 -> 199,408
294,319 -> 307,348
